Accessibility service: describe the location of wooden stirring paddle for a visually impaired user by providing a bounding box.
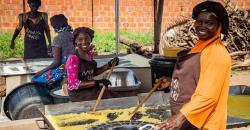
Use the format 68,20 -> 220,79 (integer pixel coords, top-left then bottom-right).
129,80 -> 168,120
91,61 -> 116,113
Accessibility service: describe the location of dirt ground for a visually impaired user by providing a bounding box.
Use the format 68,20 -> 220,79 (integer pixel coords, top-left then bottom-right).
230,70 -> 250,87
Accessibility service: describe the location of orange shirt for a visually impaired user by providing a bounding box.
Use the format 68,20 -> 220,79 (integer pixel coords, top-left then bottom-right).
180,38 -> 231,129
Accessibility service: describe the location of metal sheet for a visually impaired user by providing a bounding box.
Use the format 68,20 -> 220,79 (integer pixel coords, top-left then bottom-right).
0,54 -> 150,76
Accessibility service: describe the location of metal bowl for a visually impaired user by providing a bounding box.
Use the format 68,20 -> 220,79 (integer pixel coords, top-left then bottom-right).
105,68 -> 141,91
4,83 -> 54,120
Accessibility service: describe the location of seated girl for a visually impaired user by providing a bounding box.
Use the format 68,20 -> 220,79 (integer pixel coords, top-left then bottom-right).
66,27 -> 119,102
32,14 -> 75,84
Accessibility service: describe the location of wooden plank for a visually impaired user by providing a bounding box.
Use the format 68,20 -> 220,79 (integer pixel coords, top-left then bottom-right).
0,118 -> 44,130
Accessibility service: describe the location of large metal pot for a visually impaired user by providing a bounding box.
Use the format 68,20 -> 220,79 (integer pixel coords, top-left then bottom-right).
4,82 -> 54,120
106,68 -> 141,91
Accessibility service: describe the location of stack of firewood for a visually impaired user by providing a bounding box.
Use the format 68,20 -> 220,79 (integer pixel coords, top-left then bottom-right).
119,1 -> 249,70
161,1 -> 250,70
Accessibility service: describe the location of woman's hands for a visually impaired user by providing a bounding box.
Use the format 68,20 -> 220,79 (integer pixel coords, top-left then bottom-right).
108,57 -> 119,67
95,79 -> 112,87
156,76 -> 172,90
10,40 -> 15,49
156,112 -> 186,130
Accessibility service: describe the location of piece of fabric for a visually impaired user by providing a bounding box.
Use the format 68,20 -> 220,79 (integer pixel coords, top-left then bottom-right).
16,12 -> 47,30
32,56 -> 68,84
54,24 -> 73,33
170,51 -> 201,115
179,120 -> 198,130
180,40 -> 231,130
86,49 -> 94,61
65,55 -> 81,90
52,31 -> 74,59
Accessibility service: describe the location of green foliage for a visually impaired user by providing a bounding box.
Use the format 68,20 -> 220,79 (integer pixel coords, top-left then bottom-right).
0,32 -> 24,60
93,31 -> 153,54
93,31 -> 117,53
120,31 -> 153,45
0,31 -> 153,59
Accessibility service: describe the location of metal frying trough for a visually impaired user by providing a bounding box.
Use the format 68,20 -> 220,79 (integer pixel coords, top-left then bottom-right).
106,68 -> 141,91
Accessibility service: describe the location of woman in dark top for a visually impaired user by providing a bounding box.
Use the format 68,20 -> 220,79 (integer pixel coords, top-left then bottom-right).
10,0 -> 51,59
32,14 -> 74,84
66,27 -> 119,102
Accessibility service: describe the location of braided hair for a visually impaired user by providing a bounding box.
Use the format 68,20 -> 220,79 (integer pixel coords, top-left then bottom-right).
73,27 -> 95,46
192,1 -> 229,35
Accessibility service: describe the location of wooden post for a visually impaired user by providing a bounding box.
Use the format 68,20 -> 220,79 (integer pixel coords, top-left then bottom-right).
23,0 -> 26,13
153,0 -> 158,53
153,0 -> 164,54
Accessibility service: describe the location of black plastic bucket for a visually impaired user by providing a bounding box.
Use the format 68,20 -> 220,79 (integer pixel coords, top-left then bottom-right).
4,82 -> 54,120
149,56 -> 176,91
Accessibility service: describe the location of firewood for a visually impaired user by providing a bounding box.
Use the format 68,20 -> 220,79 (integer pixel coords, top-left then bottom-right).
119,37 -> 153,57
161,0 -> 250,69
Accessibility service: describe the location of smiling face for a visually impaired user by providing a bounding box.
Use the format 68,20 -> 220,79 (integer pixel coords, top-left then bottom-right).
75,32 -> 92,52
194,12 -> 219,40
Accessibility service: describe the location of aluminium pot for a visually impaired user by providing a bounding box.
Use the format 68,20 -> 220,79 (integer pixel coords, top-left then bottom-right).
4,82 -> 54,120
50,87 -> 70,104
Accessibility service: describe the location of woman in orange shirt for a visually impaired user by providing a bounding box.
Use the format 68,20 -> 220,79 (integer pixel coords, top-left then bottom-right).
156,1 -> 231,130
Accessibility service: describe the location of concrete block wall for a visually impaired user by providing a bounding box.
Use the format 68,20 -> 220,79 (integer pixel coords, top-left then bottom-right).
0,0 -> 250,32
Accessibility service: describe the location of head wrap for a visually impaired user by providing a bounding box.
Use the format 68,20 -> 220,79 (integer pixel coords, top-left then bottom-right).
192,1 -> 229,34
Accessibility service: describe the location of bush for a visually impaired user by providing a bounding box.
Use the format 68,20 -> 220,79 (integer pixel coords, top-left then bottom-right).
0,32 -> 24,60
93,31 -> 153,54
0,31 -> 153,59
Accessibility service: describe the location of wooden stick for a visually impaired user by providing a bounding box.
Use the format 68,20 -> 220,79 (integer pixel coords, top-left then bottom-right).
129,81 -> 162,120
92,62 -> 116,112
23,0 -> 26,13
91,85 -> 106,112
